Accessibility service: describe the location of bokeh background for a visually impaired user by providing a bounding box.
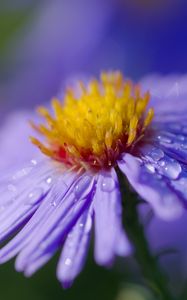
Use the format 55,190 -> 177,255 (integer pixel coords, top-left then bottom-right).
1,0 -> 187,299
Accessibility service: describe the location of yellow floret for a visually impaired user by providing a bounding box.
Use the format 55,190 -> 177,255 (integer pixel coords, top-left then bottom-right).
31,71 -> 154,169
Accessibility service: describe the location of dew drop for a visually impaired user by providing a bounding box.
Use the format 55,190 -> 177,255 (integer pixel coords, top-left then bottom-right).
27,188 -> 43,205
74,175 -> 92,199
84,216 -> 92,233
65,258 -> 72,266
101,176 -> 116,192
159,160 -> 165,167
31,159 -> 37,165
157,135 -> 172,144
158,157 -> 182,180
7,184 -> 17,193
148,148 -> 164,161
145,163 -> 155,174
12,167 -> 32,180
46,177 -> 52,185
51,200 -> 57,207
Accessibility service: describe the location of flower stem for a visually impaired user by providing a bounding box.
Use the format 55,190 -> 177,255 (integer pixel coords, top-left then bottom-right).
117,168 -> 176,300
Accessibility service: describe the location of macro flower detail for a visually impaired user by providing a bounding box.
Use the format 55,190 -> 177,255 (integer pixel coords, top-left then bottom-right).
30,72 -> 154,170
0,72 -> 186,288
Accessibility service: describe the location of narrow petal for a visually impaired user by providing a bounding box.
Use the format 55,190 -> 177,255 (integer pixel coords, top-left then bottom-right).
93,168 -> 131,266
0,159 -> 56,242
118,153 -> 184,220
146,122 -> 187,164
139,144 -> 187,204
57,206 -> 93,288
0,170 -> 77,264
141,75 -> 187,114
14,173 -> 96,276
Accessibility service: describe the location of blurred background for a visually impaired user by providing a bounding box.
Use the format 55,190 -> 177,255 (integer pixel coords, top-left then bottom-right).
1,0 -> 187,299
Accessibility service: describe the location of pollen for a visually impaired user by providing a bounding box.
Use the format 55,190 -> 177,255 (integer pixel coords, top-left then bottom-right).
31,71 -> 154,170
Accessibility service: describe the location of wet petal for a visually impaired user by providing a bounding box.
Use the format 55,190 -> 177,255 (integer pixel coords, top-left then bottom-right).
14,173 -> 96,276
57,206 -> 93,288
0,170 -> 77,264
118,153 -> 184,220
0,159 -> 57,242
146,123 -> 187,165
93,168 -> 131,266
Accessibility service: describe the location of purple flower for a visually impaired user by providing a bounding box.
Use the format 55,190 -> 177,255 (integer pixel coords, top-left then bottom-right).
0,72 -> 187,288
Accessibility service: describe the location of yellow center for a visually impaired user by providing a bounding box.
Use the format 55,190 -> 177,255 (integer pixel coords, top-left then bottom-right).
31,71 -> 154,170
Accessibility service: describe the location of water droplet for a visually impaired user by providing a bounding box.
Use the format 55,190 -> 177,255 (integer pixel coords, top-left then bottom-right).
148,148 -> 164,161
158,157 -> 182,180
157,135 -> 172,144
74,175 -> 92,199
12,167 -> 32,180
46,177 -> 52,185
65,258 -> 72,266
7,184 -> 17,193
145,164 -> 155,174
101,176 -> 116,192
51,200 -> 57,207
84,216 -> 92,233
31,159 -> 37,165
159,160 -> 165,167
27,188 -> 43,205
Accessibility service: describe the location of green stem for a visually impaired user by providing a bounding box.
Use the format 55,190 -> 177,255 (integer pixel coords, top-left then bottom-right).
117,168 -> 176,300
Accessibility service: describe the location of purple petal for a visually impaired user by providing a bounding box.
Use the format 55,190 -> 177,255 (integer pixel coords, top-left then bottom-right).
139,144 -> 187,205
0,169 -> 78,264
145,123 -> 187,165
57,206 -> 93,288
13,173 -> 96,276
93,168 -> 131,266
141,75 -> 187,114
0,159 -> 57,242
118,153 -> 184,220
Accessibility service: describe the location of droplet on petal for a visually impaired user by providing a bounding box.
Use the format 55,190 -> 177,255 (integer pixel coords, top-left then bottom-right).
74,175 -> 93,199
27,188 -> 44,205
145,163 -> 155,174
158,157 -> 182,180
148,148 -> 164,161
64,258 -> 72,267
101,176 -> 116,192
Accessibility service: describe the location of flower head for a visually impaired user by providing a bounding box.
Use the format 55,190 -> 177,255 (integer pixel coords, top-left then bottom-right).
31,72 -> 153,170
0,71 -> 186,287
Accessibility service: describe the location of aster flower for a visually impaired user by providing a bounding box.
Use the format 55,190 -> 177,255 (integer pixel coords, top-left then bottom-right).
0,71 -> 186,291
